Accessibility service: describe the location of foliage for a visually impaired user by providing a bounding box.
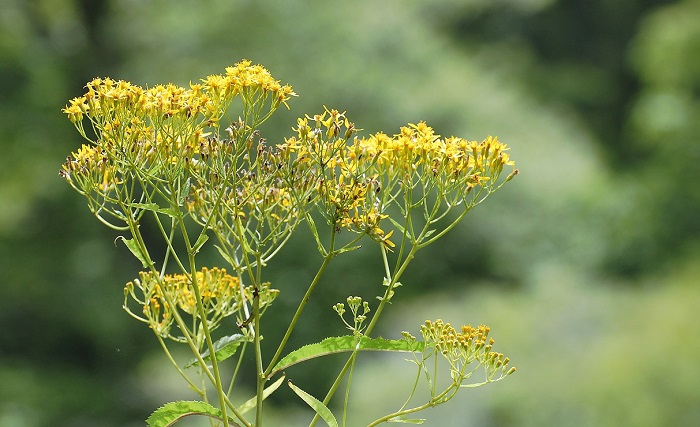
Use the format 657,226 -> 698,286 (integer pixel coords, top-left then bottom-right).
2,0 -> 700,425
59,62 -> 516,425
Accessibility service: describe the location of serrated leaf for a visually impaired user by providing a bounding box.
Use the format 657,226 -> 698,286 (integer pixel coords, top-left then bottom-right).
269,336 -> 424,377
238,374 -> 285,415
178,177 -> 191,206
146,400 -> 239,427
116,236 -> 150,268
288,381 -> 338,427
185,334 -> 248,368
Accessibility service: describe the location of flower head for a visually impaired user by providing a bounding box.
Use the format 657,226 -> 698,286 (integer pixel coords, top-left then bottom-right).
421,319 -> 515,384
124,267 -> 279,341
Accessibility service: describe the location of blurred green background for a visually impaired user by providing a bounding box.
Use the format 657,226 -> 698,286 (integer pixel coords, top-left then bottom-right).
2,0 -> 700,425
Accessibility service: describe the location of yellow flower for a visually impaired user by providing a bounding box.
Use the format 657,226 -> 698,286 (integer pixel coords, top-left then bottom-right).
62,96 -> 89,123
124,268 -> 279,340
420,319 -> 515,383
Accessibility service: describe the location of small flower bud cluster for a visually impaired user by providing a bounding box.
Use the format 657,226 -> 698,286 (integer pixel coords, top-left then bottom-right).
124,267 -> 278,341
333,296 -> 371,335
420,319 -> 515,384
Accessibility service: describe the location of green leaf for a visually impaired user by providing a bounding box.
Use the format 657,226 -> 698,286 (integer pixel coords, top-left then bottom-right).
128,202 -> 180,217
215,244 -> 237,268
269,336 -> 424,377
387,216 -> 406,235
387,416 -> 426,424
129,202 -> 160,212
238,374 -> 285,415
178,177 -> 191,206
193,233 -> 209,253
157,206 -> 181,217
288,381 -> 338,427
185,334 -> 248,368
334,244 -> 363,255
146,400 -> 239,427
116,236 -> 150,268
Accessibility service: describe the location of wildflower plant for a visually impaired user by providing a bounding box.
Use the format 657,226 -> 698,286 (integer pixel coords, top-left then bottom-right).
60,60 -> 517,426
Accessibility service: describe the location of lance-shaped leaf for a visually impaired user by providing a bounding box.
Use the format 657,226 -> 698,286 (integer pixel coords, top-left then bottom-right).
178,177 -> 191,206
116,236 -> 151,268
128,202 -> 179,217
185,334 -> 248,368
146,400 -> 240,427
288,380 -> 338,427
269,335 -> 424,377
192,232 -> 209,254
387,415 -> 426,424
238,374 -> 286,415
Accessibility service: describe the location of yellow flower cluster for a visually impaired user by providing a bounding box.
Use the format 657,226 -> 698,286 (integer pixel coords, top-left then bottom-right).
60,144 -> 119,194
60,61 -> 296,228
61,60 -> 294,181
281,108 -> 516,248
185,126 -> 315,268
63,59 -> 295,124
124,267 -> 279,340
420,319 -> 515,383
283,109 -> 396,247
349,122 -> 515,202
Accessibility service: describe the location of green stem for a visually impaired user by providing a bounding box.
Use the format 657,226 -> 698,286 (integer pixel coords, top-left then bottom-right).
166,180 -> 232,427
365,387 -> 455,427
264,246 -> 336,377
227,342 -> 248,397
182,227 -> 231,427
254,290 -> 265,426
155,334 -> 203,397
120,199 -> 251,425
310,242 -> 418,426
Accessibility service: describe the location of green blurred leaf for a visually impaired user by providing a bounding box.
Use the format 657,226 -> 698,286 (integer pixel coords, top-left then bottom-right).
130,202 -> 160,212
185,334 -> 248,368
215,244 -> 237,267
116,236 -> 150,268
288,380 -> 338,427
238,374 -> 285,415
129,202 -> 179,217
387,416 -> 425,424
193,232 -> 209,253
178,177 -> 191,206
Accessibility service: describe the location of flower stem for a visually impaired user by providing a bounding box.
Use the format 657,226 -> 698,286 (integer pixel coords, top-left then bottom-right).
172,182 -> 230,427
264,247 -> 336,378
254,288 -> 265,427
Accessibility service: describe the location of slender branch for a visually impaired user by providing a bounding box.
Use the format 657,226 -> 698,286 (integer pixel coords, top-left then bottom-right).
254,288 -> 265,426
264,229 -> 337,377
171,180 -> 231,427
